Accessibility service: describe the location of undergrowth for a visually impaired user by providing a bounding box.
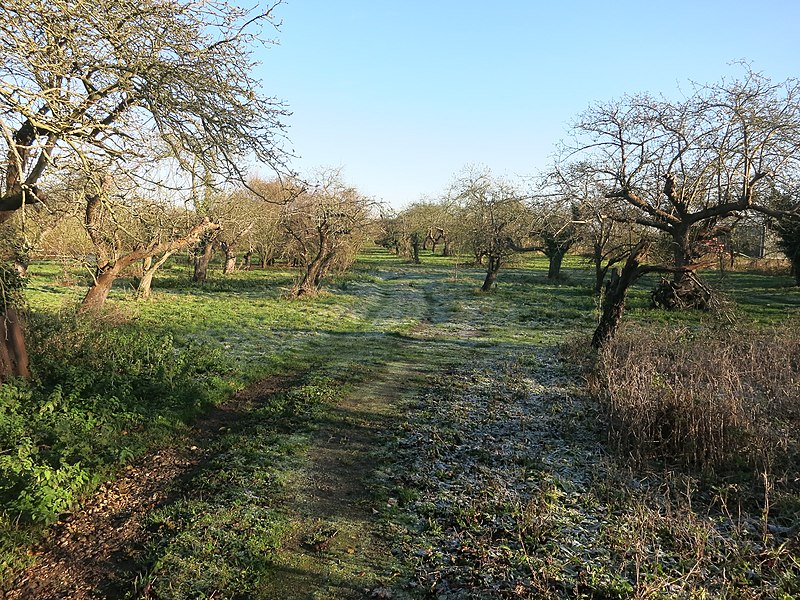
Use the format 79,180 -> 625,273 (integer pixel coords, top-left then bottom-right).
592,323 -> 800,479
0,308 -> 236,581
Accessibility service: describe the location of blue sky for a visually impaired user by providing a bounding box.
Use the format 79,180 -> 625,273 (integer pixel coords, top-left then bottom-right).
254,1 -> 800,209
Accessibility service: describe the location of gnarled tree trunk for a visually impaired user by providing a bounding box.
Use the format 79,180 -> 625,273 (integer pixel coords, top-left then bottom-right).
293,229 -> 334,297
592,242 -> 650,349
0,308 -> 29,380
410,232 -> 421,264
193,234 -> 216,283
80,219 -> 220,312
547,249 -> 565,279
221,241 -> 237,274
137,250 -> 177,299
481,255 -> 501,292
81,266 -> 122,312
0,136 -> 45,381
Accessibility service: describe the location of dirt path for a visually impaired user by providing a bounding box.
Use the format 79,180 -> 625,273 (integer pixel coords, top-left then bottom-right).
2,377 -> 296,600
259,359 -> 426,599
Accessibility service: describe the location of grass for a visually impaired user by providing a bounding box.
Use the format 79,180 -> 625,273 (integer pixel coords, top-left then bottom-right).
1,244 -> 798,597
138,378 -> 335,599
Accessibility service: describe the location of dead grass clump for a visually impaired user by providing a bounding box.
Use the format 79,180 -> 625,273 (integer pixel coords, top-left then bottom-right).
740,256 -> 791,276
594,324 -> 800,475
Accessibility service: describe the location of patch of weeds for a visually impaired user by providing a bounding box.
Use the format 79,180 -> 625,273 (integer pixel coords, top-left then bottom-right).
141,501 -> 288,599
594,322 -> 800,478
0,310 -> 237,584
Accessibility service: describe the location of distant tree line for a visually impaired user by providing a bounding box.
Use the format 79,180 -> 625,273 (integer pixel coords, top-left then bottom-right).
377,68 -> 800,347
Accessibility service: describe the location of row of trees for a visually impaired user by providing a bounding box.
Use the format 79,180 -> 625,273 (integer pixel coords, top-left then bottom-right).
0,0 -> 292,378
2,0 -> 799,380
7,169 -> 373,304
378,169 -> 585,292
378,68 -> 800,347
0,0 -> 373,381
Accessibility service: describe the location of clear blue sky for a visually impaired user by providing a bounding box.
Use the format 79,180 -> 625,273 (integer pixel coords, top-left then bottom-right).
254,1 -> 800,209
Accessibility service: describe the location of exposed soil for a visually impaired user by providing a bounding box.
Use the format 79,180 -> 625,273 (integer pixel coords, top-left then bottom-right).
2,376 -> 296,600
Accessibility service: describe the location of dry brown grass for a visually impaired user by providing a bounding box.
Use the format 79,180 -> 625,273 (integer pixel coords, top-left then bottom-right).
592,323 -> 800,476
737,256 -> 791,276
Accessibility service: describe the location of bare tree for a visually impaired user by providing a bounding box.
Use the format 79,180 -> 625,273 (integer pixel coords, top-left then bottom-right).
526,195 -> 582,280
0,0 -> 288,378
452,168 -> 535,291
244,178 -> 287,269
571,67 -> 800,305
549,162 -> 640,292
79,174 -> 219,311
403,200 -> 459,259
0,0 -> 288,206
282,171 -> 373,297
375,210 -> 405,257
204,190 -> 260,275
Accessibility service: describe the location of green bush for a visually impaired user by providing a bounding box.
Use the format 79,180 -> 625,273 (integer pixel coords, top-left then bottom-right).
0,310 -> 236,528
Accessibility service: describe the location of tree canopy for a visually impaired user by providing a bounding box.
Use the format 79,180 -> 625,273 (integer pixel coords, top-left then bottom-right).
0,0 -> 289,221
570,68 -> 800,271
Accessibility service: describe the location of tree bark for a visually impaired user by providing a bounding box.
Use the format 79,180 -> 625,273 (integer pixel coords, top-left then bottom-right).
137,266 -> 157,300
547,249 -> 565,279
592,242 -> 649,349
193,238 -> 215,283
294,259 -> 324,296
0,131 -> 41,380
293,229 -> 335,296
0,308 -> 30,380
137,250 -> 176,299
221,242 -> 237,274
410,233 -> 421,264
81,267 -> 122,312
672,226 -> 692,283
481,255 -> 501,292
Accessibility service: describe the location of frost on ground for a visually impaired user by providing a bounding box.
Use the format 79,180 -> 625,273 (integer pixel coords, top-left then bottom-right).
379,347 -> 800,599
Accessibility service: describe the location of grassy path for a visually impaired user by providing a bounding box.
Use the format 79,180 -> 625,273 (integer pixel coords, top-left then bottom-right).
5,248 -> 798,598
256,263 -> 478,598
123,256 -> 497,598
4,250 -> 486,598
259,358 -> 424,599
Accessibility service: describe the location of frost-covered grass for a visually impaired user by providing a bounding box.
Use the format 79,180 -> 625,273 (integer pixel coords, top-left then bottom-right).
379,349 -> 800,598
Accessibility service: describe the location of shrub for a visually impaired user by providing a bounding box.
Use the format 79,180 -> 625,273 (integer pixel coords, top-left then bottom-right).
0,309 -> 235,528
593,323 -> 800,475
